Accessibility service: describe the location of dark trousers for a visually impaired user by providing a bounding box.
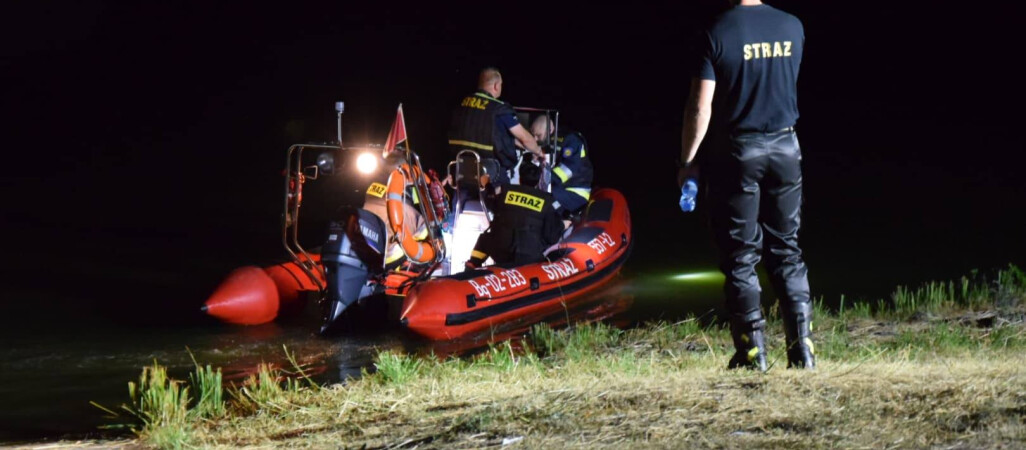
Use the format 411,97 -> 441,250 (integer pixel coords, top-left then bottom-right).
551,188 -> 589,216
708,129 -> 810,323
471,226 -> 546,267
470,230 -> 506,265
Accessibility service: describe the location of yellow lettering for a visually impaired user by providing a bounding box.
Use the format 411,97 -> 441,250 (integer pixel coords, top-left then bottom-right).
461,97 -> 489,110
504,191 -> 544,212
746,41 -> 795,61
367,182 -> 387,198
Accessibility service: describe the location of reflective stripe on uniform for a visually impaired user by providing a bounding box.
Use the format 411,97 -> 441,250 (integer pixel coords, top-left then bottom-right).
580,145 -> 586,158
471,250 -> 487,259
552,164 -> 572,183
566,187 -> 591,200
448,139 -> 494,151
386,193 -> 404,201
413,224 -> 428,240
385,245 -> 404,264
474,92 -> 503,104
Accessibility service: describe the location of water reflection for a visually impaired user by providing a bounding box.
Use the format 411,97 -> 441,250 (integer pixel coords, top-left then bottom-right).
0,269 -> 724,442
0,321 -> 396,442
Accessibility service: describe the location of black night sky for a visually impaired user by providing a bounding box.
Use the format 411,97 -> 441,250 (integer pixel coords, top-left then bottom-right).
3,1 -> 1026,330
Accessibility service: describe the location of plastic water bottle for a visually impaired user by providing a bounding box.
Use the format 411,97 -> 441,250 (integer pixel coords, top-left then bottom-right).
441,212 -> 453,233
679,179 -> 698,212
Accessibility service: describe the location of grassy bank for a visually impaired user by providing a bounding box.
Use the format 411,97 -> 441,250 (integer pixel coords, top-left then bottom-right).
107,265 -> 1026,448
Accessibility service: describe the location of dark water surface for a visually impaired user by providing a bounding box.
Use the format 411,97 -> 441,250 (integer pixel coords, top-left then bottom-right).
0,266 -> 724,443
0,322 -> 395,442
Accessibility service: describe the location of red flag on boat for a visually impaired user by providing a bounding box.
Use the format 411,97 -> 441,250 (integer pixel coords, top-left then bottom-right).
382,104 -> 407,156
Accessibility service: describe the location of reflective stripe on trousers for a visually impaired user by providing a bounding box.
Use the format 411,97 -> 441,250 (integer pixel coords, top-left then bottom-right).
566,187 -> 590,200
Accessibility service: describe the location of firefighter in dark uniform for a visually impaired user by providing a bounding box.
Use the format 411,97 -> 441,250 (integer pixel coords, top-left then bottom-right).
530,116 -> 593,217
448,67 -> 545,187
466,161 -> 563,268
678,0 -> 813,370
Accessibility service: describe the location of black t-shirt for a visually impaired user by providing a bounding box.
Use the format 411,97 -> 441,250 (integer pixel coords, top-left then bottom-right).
696,4 -> 804,133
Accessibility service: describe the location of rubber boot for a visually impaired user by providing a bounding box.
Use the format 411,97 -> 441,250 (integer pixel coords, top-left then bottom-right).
782,301 -> 815,369
727,312 -> 768,372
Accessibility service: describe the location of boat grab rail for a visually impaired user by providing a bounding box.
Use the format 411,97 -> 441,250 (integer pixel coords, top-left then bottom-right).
281,143 -> 340,293
449,149 -> 492,227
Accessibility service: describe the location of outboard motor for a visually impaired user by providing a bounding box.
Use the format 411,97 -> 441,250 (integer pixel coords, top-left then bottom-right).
320,208 -> 387,333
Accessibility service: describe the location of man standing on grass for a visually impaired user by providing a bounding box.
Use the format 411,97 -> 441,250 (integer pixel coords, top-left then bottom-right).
677,0 -> 813,370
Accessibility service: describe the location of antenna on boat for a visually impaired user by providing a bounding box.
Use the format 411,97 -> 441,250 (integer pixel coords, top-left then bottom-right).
335,101 -> 345,145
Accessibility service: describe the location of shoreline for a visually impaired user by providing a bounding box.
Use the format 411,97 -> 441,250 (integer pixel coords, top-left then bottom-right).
13,265 -> 1026,448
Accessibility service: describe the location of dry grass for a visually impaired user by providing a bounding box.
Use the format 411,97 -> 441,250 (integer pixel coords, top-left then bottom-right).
186,354 -> 1026,449
167,304 -> 1026,449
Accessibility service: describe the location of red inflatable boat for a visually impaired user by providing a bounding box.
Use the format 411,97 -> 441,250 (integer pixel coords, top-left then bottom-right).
202,104 -> 633,341
202,255 -> 324,325
399,188 -> 631,340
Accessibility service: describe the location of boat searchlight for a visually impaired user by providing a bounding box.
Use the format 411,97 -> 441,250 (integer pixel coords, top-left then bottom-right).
356,152 -> 378,174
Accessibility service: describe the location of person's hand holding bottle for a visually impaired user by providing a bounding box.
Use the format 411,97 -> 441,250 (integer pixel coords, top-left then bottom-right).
677,161 -> 700,213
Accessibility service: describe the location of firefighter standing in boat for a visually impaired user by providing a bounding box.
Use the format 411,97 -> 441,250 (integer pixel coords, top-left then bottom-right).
530,116 -> 593,217
466,162 -> 563,269
678,0 -> 813,370
448,67 -> 545,187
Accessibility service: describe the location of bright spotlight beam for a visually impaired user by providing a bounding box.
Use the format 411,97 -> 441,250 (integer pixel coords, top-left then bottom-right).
670,271 -> 723,282
356,152 -> 378,174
